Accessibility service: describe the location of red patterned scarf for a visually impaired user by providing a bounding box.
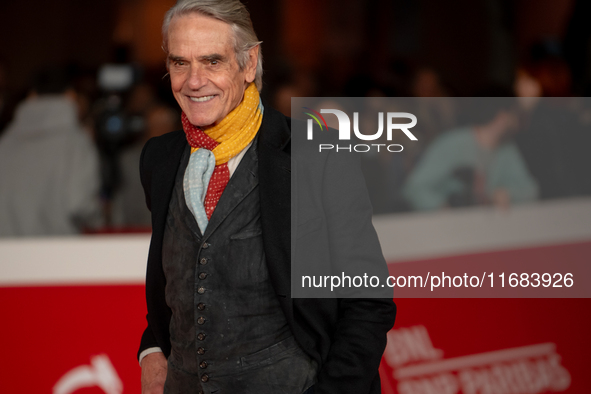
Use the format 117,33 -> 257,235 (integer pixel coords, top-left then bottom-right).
181,82 -> 263,220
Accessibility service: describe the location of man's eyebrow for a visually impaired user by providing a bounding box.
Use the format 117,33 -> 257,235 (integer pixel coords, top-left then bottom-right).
167,54 -> 228,63
200,54 -> 227,62
168,54 -> 186,63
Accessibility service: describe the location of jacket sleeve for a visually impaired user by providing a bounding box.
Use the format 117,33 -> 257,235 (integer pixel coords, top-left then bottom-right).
138,322 -> 161,360
136,131 -> 185,361
139,138 -> 153,213
137,138 -> 161,360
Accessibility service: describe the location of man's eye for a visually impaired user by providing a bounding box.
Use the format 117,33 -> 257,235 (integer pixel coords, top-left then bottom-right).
210,60 -> 219,65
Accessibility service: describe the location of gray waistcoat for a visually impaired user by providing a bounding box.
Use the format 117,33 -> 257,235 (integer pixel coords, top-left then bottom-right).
162,141 -> 316,394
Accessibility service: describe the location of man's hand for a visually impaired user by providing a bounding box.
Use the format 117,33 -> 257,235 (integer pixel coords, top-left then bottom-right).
141,352 -> 167,394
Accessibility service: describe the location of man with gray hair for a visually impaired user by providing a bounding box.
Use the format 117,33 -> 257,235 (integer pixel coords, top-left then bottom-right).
138,1 -> 396,393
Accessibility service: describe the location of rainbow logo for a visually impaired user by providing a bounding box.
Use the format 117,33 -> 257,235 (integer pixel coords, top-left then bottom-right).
303,107 -> 328,131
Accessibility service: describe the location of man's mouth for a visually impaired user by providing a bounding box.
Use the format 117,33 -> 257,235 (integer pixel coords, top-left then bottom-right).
189,95 -> 215,103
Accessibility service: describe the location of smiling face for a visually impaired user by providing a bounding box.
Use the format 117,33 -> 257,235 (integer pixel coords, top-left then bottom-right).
167,13 -> 258,128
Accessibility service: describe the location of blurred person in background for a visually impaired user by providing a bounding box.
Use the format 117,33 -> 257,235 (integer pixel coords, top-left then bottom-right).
410,66 -> 457,146
93,80 -> 158,221
0,66 -> 102,236
403,93 -> 538,211
110,103 -> 179,229
512,42 -> 591,200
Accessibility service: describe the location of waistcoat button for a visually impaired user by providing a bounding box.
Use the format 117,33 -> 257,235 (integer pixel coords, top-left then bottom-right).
199,258 -> 207,265
197,347 -> 205,355
197,302 -> 206,311
197,333 -> 206,340
197,316 -> 206,325
199,361 -> 208,369
197,287 -> 205,294
202,242 -> 209,249
201,374 -> 209,382
198,272 -> 207,280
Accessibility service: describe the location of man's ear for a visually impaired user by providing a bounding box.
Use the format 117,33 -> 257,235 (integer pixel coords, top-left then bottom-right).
244,45 -> 259,84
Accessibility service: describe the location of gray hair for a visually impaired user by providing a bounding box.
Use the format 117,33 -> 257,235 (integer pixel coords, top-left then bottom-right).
162,0 -> 263,91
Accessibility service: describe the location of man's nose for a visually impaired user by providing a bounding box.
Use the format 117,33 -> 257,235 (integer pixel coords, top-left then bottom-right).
187,64 -> 208,89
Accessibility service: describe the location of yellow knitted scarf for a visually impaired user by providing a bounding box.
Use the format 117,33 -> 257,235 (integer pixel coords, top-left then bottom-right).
190,82 -> 263,165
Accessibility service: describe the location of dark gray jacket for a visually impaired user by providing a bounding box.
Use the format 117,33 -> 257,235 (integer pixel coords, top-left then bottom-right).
138,104 -> 396,394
